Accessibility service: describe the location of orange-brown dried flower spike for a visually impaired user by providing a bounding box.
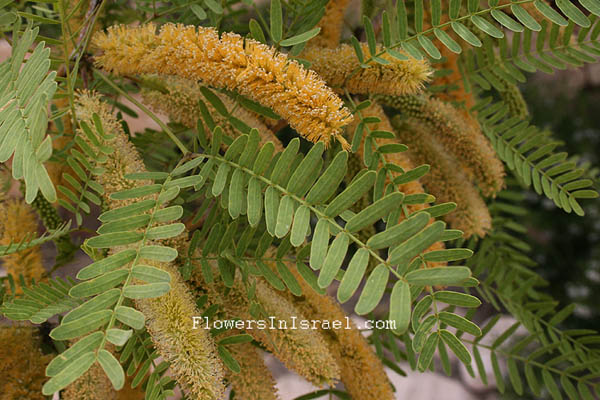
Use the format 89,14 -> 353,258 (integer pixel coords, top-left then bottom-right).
93,23 -> 353,149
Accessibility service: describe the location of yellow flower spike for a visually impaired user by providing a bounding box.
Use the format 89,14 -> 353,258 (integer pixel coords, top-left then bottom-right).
381,95 -> 505,197
135,262 -> 226,400
140,76 -> 283,152
222,330 -> 280,400
74,92 -> 150,209
93,23 -> 353,149
0,199 -> 45,286
76,92 -> 226,399
264,253 -> 394,400
193,266 -> 340,386
310,0 -> 351,49
303,44 -> 432,96
0,325 -> 53,400
393,118 -> 492,238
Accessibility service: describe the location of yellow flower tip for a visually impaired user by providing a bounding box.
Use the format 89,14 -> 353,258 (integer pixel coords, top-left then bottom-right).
303,44 -> 432,97
93,23 -> 353,149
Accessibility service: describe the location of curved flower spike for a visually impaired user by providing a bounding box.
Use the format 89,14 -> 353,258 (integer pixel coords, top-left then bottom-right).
303,44 -> 432,96
93,23 -> 353,149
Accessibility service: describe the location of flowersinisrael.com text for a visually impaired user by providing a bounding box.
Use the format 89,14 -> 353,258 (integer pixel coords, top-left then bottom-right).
192,316 -> 397,331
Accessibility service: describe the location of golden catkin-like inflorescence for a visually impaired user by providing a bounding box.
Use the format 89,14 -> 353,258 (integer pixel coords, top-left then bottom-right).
75,92 -> 150,209
0,325 -> 53,400
270,257 -> 395,400
140,76 -> 283,152
310,0 -> 351,48
194,267 -> 340,385
303,44 -> 432,96
221,330 -> 280,400
135,262 -> 225,400
93,23 -> 353,148
381,95 -> 505,197
393,118 -> 492,237
0,199 -> 45,285
76,92 -> 226,399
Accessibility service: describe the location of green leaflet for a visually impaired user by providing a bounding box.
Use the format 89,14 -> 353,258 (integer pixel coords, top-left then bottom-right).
46,331 -> 104,376
276,261 -> 302,296
345,192 -> 404,233
388,220 -> 445,268
355,264 -> 389,315
62,289 -> 120,324
0,27 -> 57,204
433,291 -> 481,308
122,283 -> 171,299
275,195 -> 295,238
290,205 -> 310,246
337,248 -> 369,303
69,269 -> 129,298
106,328 -> 132,346
310,219 -> 330,270
42,352 -> 96,395
305,151 -> 348,204
50,309 -> 112,340
97,349 -> 125,390
438,312 -> 481,337
324,170 -> 376,217
389,280 -> 411,335
318,233 -> 349,289
405,266 -> 471,286
439,329 -> 471,365
115,306 -> 145,330
77,250 -> 137,280
367,211 -> 430,250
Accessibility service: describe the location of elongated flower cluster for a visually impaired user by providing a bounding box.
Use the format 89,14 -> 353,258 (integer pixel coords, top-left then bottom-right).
221,330 -> 280,400
0,199 -> 45,285
270,256 -> 395,400
75,92 -> 150,209
140,76 -> 283,151
310,0 -> 351,48
381,95 -> 505,197
0,325 -> 53,400
393,117 -> 492,237
193,266 -> 340,385
135,261 -> 226,399
76,92 -> 226,399
303,44 -> 432,96
93,23 -> 353,148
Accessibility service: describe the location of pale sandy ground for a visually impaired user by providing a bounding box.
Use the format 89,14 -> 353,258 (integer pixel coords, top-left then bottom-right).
2,35 -> 599,399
